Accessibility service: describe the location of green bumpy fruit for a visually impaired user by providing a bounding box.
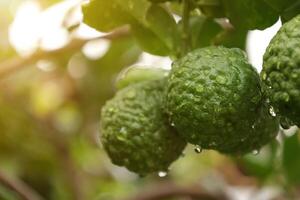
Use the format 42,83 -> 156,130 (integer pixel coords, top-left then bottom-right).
167,46 -> 278,154
262,14 -> 300,126
101,78 -> 186,175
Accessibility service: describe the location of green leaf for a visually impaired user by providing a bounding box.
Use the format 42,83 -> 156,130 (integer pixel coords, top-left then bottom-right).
214,28 -> 248,50
82,0 -> 132,32
263,0 -> 299,13
281,1 -> 300,23
222,0 -> 279,30
146,5 -> 180,53
115,0 -> 151,20
189,16 -> 222,49
82,0 -> 179,56
263,0 -> 300,22
131,4 -> 180,56
282,130 -> 300,185
131,23 -> 170,56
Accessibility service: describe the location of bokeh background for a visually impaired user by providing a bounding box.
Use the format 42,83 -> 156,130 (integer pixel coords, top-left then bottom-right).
0,0 -> 299,200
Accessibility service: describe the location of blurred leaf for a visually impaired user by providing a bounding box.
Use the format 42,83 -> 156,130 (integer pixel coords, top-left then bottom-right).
189,16 -> 222,49
221,0 -> 279,30
82,0 -> 132,32
282,130 -> 300,185
82,0 -> 179,56
82,0 -> 152,32
238,140 -> 279,180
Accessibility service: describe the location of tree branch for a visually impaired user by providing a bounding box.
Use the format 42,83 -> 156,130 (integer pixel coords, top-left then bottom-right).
0,26 -> 130,80
122,182 -> 229,200
0,170 -> 44,200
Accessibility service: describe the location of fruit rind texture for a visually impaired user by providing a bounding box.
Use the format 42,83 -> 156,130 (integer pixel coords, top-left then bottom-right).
262,14 -> 300,126
167,46 -> 278,154
101,79 -> 186,175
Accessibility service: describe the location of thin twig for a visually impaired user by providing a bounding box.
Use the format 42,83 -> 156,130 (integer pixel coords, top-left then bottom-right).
0,26 -> 130,80
122,182 -> 228,200
0,170 -> 45,200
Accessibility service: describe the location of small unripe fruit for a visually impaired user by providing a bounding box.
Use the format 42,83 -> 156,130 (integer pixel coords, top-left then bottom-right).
101,75 -> 186,175
262,14 -> 300,127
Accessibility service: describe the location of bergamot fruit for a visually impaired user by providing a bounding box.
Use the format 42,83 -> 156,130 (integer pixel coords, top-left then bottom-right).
100,78 -> 186,175
166,46 -> 279,154
262,14 -> 300,127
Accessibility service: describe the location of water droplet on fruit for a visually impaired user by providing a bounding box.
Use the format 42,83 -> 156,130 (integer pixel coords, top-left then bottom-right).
194,146 -> 202,154
269,107 -> 276,117
252,149 -> 259,155
158,171 -> 167,177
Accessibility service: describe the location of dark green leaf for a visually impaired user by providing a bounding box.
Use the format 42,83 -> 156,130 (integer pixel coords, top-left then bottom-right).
263,0 -> 299,13
281,1 -> 300,23
189,16 -> 222,49
222,0 -> 279,30
214,28 -> 248,50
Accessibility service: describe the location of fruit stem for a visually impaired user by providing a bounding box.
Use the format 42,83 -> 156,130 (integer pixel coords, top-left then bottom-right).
181,0 -> 192,56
